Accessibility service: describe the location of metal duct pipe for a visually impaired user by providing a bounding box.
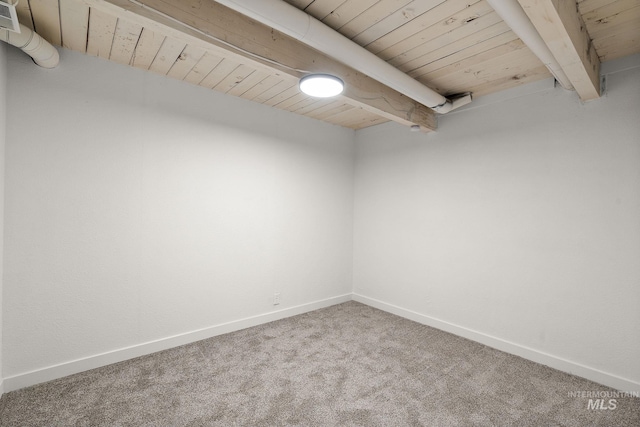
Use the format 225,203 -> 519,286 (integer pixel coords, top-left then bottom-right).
0,24 -> 59,68
485,0 -> 573,90
214,0 -> 471,114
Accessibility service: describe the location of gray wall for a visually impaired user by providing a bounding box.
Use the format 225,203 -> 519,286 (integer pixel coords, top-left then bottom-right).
4,48 -> 354,389
0,42 -> 6,395
3,43 -> 639,394
353,61 -> 640,390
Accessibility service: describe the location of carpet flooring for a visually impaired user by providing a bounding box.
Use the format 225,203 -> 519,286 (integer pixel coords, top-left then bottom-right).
0,301 -> 638,426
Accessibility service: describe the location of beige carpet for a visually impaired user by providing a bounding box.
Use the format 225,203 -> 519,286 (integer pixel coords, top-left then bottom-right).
0,301 -> 638,426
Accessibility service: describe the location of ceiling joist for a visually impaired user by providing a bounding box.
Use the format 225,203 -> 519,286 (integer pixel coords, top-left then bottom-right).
518,0 -> 600,101
83,0 -> 437,131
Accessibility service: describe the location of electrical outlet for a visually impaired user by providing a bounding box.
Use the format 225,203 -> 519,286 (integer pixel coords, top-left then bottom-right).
273,292 -> 281,305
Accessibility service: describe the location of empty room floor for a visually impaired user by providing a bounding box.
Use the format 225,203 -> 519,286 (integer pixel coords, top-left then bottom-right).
0,302 -> 638,426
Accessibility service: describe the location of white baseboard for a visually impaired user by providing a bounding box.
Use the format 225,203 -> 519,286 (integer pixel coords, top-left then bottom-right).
3,294 -> 352,393
353,293 -> 640,393
5,293 -> 638,395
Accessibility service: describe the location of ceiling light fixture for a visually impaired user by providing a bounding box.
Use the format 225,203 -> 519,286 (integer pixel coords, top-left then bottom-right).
299,74 -> 344,98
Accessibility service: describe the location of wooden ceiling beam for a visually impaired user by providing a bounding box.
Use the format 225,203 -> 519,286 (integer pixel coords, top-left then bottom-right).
517,0 -> 600,101
83,0 -> 437,131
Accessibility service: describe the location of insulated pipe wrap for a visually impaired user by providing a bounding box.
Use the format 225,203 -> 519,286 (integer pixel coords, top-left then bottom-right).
485,0 -> 573,90
0,24 -> 59,68
215,0 -> 451,111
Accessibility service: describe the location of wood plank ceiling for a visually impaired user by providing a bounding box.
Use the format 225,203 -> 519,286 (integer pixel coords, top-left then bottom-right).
10,0 -> 640,130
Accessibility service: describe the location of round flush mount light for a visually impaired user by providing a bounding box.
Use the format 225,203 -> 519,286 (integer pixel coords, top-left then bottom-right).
299,74 -> 344,98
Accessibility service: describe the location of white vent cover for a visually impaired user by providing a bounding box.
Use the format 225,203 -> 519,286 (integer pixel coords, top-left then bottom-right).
0,0 -> 20,33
